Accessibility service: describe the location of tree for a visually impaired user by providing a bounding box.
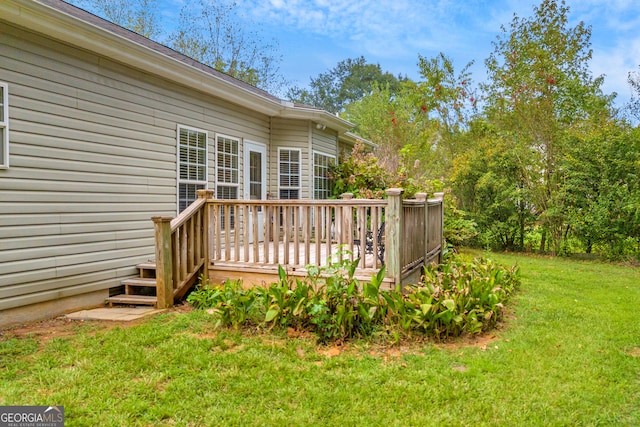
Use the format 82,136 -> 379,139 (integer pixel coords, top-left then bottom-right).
71,0 -> 160,39
287,57 -> 405,113
452,119 -> 534,250
341,53 -> 476,185
69,0 -> 286,94
627,66 -> 640,123
168,0 -> 286,94
342,82 -> 427,177
562,124 -> 640,258
482,0 -> 614,254
413,53 -> 476,177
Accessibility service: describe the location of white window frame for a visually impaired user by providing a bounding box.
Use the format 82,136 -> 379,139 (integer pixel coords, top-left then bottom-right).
177,125 -> 208,213
215,134 -> 240,230
215,133 -> 240,199
0,82 -> 9,169
278,147 -> 301,199
312,151 -> 336,200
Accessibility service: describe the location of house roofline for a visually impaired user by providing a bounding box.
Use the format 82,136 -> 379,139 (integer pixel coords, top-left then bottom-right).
340,132 -> 377,149
2,0 -> 354,134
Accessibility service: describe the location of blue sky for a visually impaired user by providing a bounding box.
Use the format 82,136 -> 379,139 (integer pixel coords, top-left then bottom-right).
157,0 -> 639,109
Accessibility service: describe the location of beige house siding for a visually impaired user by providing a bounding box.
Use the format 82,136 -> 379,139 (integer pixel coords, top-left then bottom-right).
312,126 -> 339,158
269,120 -> 341,200
0,22 -> 269,312
269,118 -> 311,199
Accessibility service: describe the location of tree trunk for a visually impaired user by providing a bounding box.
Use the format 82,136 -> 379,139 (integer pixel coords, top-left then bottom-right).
518,205 -> 526,251
539,229 -> 547,253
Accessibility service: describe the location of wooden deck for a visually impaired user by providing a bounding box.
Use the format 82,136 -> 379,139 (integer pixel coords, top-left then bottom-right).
107,189 -> 444,308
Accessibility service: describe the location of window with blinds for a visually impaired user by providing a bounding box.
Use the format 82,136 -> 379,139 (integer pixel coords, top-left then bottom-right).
216,135 -> 240,229
278,148 -> 301,199
178,126 -> 207,212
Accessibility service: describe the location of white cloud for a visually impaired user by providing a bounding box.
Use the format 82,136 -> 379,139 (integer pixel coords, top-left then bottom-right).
235,0 -> 639,107
591,36 -> 640,104
241,0 -> 465,53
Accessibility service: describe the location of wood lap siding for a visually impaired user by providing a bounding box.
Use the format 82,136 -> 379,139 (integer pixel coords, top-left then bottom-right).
0,22 -> 269,310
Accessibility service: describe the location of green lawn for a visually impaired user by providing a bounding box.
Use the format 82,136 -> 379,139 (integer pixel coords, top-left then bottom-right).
1,251 -> 639,426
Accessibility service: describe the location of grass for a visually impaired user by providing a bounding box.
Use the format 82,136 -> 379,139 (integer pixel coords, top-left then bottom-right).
1,251 -> 639,426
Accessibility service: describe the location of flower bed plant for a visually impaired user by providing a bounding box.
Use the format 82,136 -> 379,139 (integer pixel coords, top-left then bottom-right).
187,254 -> 519,343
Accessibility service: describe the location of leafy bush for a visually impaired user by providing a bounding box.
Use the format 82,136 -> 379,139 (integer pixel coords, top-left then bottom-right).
187,255 -> 519,343
303,256 -> 388,342
399,258 -> 519,338
443,195 -> 478,248
330,141 -> 444,199
187,279 -> 263,329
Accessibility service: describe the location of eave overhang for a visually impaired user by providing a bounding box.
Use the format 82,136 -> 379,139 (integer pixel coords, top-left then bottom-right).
2,0 -> 355,134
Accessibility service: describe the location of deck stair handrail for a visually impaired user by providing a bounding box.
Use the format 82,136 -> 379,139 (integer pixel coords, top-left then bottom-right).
151,189 -> 212,308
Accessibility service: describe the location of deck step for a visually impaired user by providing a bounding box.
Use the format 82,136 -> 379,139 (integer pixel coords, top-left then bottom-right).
122,278 -> 157,288
137,262 -> 157,279
137,262 -> 156,270
106,294 -> 157,307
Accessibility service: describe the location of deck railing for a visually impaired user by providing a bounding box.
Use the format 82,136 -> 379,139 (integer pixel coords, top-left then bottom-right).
207,197 -> 387,269
152,188 -> 444,306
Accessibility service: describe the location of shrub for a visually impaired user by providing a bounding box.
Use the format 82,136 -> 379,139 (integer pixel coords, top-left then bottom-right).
303,257 -> 387,342
186,279 -> 263,329
187,255 -> 519,343
399,258 -> 519,339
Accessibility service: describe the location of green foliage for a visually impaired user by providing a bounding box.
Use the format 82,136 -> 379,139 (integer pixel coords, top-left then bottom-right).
3,253 -> 639,425
342,82 -> 433,183
301,257 -> 375,342
330,141 -> 392,199
381,257 -> 519,340
450,0 -> 638,257
286,56 -> 406,113
186,278 -> 263,329
443,193 -> 478,247
188,253 -> 519,343
259,254 -> 389,343
341,54 -> 475,185
479,0 -> 615,254
452,120 -> 534,251
262,265 -> 314,330
72,0 -> 161,39
331,140 -> 444,199
561,124 -> 640,259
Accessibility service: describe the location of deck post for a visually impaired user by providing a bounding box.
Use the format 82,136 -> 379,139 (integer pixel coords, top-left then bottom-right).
434,192 -> 445,264
415,193 -> 429,267
341,193 -> 354,254
197,189 -> 214,284
385,188 -> 404,291
152,216 -> 174,309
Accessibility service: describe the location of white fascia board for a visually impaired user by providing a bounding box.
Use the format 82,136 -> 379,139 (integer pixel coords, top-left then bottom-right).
340,132 -> 377,148
277,107 -> 354,134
